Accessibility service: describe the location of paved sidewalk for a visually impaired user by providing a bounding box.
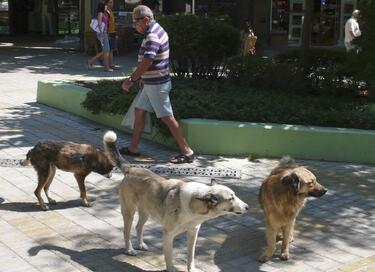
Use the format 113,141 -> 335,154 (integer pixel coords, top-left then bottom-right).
0,46 -> 375,272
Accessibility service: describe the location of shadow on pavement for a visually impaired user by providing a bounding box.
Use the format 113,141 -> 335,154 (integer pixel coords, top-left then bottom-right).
0,199 -> 84,212
28,244 -> 158,272
0,46 -> 136,78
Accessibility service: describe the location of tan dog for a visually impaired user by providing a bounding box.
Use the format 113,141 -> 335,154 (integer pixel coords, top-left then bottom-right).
21,140 -> 113,211
258,157 -> 327,262
103,131 -> 248,272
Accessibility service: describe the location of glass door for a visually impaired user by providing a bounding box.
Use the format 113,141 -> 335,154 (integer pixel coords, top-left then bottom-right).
57,0 -> 80,35
0,0 -> 9,34
312,0 -> 339,46
338,0 -> 357,45
288,0 -> 305,45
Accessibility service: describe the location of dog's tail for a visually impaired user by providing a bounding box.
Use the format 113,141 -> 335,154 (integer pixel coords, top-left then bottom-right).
20,149 -> 32,166
279,156 -> 296,166
103,131 -> 129,174
269,156 -> 297,176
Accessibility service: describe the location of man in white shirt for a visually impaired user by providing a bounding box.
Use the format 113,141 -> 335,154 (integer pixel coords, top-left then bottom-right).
344,10 -> 361,52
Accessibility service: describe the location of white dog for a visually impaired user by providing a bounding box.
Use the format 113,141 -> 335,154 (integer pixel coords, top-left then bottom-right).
103,131 -> 248,272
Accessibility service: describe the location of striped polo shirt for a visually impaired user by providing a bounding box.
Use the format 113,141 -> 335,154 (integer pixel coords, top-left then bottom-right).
139,20 -> 170,85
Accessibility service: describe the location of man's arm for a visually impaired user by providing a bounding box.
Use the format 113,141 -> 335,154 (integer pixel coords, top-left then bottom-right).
122,58 -> 153,92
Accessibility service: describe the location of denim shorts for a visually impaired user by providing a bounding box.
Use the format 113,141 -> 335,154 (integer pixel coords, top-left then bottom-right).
97,32 -> 110,52
136,81 -> 173,118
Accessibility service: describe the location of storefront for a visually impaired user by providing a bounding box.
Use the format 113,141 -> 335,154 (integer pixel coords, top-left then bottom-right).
268,0 -> 358,47
0,0 -> 80,36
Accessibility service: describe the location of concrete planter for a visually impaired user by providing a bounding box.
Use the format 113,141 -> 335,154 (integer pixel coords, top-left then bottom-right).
37,80 -> 375,164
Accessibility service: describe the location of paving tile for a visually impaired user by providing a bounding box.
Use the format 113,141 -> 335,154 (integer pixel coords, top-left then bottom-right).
1,47 -> 375,272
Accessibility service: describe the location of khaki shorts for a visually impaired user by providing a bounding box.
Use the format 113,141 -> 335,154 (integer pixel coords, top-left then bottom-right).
136,81 -> 173,118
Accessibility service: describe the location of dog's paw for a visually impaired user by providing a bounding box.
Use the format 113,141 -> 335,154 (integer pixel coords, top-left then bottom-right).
136,242 -> 149,251
258,254 -> 271,263
48,199 -> 57,205
40,205 -> 49,211
188,266 -> 200,272
125,249 -> 137,256
280,252 -> 289,261
82,200 -> 90,207
166,265 -> 178,272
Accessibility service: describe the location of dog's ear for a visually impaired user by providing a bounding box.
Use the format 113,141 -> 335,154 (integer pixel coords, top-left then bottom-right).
196,193 -> 219,207
71,153 -> 85,162
190,198 -> 209,214
282,173 -> 300,193
191,193 -> 219,214
210,179 -> 217,186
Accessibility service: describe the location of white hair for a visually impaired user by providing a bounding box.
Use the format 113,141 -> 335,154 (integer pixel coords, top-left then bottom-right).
352,9 -> 360,18
133,5 -> 154,20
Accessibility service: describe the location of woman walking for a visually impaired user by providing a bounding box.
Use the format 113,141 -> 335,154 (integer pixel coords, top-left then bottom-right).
87,1 -> 113,72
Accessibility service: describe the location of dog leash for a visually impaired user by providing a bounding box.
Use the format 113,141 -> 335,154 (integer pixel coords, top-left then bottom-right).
0,158 -> 241,179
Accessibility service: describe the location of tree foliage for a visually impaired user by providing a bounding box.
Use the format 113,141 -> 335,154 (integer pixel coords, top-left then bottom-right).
351,0 -> 375,94
157,14 -> 241,79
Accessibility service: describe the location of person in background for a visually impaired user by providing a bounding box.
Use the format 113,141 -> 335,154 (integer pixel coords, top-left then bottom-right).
120,5 -> 195,164
87,1 -> 113,72
106,0 -> 119,70
344,9 -> 361,52
41,0 -> 55,35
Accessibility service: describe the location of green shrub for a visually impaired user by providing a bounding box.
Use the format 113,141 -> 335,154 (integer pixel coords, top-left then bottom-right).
157,14 -> 241,79
81,80 -> 138,115
351,1 -> 375,95
81,78 -> 375,132
226,55 -> 305,93
228,49 -> 365,97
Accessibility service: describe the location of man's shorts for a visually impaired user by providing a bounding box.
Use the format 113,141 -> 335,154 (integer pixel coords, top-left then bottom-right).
109,32 -> 117,51
97,32 -> 110,52
136,81 -> 173,118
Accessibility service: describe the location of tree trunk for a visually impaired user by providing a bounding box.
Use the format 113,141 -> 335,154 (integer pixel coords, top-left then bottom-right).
234,0 -> 251,29
299,0 -> 314,73
79,0 -> 85,52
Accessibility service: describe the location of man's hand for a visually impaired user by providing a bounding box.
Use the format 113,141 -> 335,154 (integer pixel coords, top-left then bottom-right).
122,79 -> 133,92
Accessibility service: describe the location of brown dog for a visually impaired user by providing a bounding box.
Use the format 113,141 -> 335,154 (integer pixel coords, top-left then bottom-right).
258,157 -> 327,262
21,140 -> 113,211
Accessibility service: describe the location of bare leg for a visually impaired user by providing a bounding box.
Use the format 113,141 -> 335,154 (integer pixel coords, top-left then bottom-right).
161,115 -> 193,156
163,231 -> 177,272
187,225 -> 200,272
109,51 -> 114,67
259,223 -> 278,262
128,107 -> 145,153
44,164 -> 57,205
136,208 -> 149,251
103,51 -> 110,70
88,52 -> 104,65
74,173 -> 89,207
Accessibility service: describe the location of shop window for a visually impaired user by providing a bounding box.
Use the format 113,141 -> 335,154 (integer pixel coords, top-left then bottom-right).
311,0 -> 339,46
58,0 -> 80,35
271,0 -> 288,32
0,0 -> 9,34
195,0 -> 235,21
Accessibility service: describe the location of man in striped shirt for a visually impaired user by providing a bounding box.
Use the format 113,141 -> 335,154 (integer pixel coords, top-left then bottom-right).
121,5 -> 194,164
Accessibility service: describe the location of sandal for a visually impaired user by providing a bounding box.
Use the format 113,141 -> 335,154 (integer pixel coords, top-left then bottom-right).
170,154 -> 195,164
87,60 -> 93,69
119,147 -> 140,157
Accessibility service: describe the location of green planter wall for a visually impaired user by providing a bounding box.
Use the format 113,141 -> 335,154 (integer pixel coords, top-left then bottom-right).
37,80 -> 375,164
36,80 -> 177,149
